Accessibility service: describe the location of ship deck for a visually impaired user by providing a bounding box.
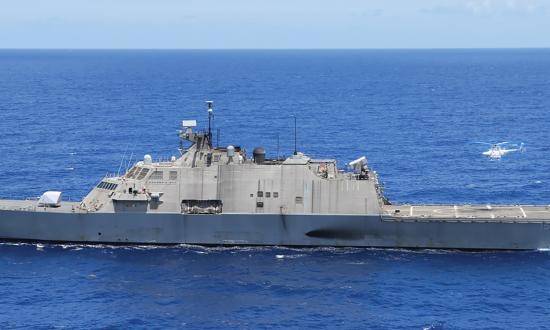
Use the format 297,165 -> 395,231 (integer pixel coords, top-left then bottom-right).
383,204 -> 550,222
0,200 -> 81,213
3,198 -> 550,222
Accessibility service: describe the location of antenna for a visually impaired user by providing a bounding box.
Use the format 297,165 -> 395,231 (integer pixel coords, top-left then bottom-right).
117,144 -> 129,176
206,101 -> 213,147
292,115 -> 297,155
126,145 -> 135,172
216,128 -> 220,148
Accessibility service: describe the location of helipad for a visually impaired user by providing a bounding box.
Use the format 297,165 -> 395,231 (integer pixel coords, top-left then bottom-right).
383,204 -> 550,222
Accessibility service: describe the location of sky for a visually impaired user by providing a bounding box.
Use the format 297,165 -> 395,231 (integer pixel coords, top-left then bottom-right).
0,0 -> 549,49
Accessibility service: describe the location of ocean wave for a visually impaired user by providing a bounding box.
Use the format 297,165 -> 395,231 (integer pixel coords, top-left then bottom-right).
2,241 -> 540,256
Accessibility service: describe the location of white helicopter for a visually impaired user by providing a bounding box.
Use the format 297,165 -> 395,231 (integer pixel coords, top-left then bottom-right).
477,142 -> 525,159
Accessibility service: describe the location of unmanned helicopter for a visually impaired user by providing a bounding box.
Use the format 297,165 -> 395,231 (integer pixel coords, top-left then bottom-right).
477,142 -> 525,159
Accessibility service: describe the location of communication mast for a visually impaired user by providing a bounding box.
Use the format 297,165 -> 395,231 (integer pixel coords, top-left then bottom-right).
206,101 -> 213,147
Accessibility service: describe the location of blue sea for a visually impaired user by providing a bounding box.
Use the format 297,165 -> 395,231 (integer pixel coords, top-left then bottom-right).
0,49 -> 550,329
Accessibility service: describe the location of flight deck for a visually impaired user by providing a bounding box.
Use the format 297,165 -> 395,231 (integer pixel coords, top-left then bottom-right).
383,204 -> 550,222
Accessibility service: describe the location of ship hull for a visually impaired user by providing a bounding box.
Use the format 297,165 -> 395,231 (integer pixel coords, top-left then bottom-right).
1,210 -> 550,250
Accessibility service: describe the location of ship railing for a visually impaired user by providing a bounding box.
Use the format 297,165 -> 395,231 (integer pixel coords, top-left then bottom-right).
103,172 -> 122,178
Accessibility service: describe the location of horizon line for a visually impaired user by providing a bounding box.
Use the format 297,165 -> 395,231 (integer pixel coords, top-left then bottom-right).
1,47 -> 549,51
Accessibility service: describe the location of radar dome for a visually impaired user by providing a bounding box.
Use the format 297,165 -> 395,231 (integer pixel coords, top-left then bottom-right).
227,145 -> 235,157
253,147 -> 266,164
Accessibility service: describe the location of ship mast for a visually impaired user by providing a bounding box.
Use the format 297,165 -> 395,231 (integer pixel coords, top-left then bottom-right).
292,115 -> 297,155
206,101 -> 213,147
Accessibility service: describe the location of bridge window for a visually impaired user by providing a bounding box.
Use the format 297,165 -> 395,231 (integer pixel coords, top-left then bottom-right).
125,167 -> 139,178
137,168 -> 150,180
273,192 -> 279,198
265,192 -> 271,198
97,182 -> 118,190
257,191 -> 264,198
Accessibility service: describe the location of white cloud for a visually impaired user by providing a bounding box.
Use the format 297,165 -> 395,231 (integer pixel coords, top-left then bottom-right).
464,0 -> 544,15
424,0 -> 547,16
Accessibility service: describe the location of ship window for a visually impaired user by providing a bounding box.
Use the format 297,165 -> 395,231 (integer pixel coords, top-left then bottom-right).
295,196 -> 303,204
97,182 -> 118,190
265,192 -> 271,198
257,191 -> 263,198
256,201 -> 264,208
273,192 -> 279,198
250,194 -> 254,198
169,171 -> 178,180
150,170 -> 163,180
137,168 -> 150,180
126,167 -> 138,178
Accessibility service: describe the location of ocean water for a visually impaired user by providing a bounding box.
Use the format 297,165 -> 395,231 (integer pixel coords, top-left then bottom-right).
0,49 -> 550,329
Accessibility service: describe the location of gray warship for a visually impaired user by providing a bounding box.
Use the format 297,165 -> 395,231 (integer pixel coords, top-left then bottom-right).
1,102 -> 550,250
